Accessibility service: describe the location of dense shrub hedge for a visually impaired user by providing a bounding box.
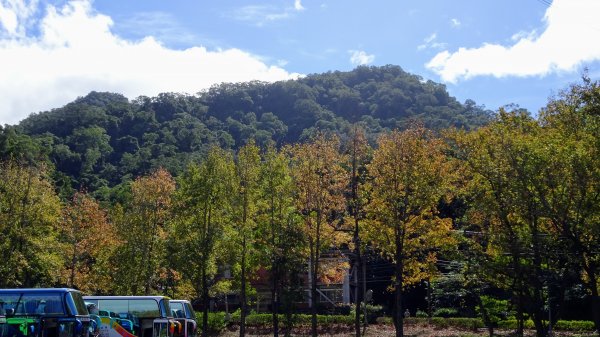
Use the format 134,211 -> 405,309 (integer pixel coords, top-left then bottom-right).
199,312 -> 596,333
375,317 -> 595,332
497,319 -> 595,332
227,312 -> 355,326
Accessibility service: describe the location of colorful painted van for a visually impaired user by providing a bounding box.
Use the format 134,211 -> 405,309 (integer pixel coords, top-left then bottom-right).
0,288 -> 92,337
82,297 -> 177,337
167,301 -> 195,337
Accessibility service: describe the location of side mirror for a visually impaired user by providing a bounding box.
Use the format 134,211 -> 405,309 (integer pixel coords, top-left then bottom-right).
5,309 -> 15,317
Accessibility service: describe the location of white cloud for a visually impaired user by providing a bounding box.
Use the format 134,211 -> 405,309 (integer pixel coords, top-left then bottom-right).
231,1 -> 305,26
426,0 -> 600,83
349,50 -> 375,66
450,18 -> 460,27
417,33 -> 447,51
0,0 -> 300,125
0,0 -> 37,37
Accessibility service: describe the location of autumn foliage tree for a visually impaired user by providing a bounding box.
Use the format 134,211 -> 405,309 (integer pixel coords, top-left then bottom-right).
113,168 -> 176,295
342,126 -> 371,337
366,126 -> 454,337
288,133 -> 348,337
58,191 -> 119,293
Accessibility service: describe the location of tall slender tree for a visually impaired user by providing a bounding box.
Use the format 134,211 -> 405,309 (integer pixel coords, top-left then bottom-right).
256,145 -> 300,337
174,146 -> 235,337
342,126 -> 371,337
535,77 -> 600,333
288,133 -> 348,337
0,160 -> 62,288
366,126 -> 454,337
58,191 -> 119,293
232,141 -> 261,337
113,168 -> 176,295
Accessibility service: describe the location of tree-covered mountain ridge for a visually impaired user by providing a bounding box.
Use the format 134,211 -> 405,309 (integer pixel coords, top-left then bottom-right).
2,65 -> 491,195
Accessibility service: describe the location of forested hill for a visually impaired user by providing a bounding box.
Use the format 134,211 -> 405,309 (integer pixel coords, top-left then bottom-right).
1,65 -> 491,196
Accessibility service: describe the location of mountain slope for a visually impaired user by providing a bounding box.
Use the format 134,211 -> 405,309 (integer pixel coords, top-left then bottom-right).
4,65 -> 491,196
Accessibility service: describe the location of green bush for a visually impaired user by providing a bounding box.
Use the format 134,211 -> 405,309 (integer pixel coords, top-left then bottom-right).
433,307 -> 460,318
496,319 -> 595,332
376,317 -> 595,332
198,312 -> 226,334
445,318 -> 484,330
415,310 -> 428,318
496,319 -> 534,329
228,312 -> 355,327
553,320 -> 595,331
350,304 -> 384,323
377,317 -> 483,330
477,296 -> 512,324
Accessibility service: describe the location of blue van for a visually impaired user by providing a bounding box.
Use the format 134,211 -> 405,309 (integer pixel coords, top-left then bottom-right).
0,288 -> 92,337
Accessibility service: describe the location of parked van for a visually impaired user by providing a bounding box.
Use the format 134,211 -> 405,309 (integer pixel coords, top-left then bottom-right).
167,301 -> 195,337
0,288 -> 92,337
82,296 -> 177,337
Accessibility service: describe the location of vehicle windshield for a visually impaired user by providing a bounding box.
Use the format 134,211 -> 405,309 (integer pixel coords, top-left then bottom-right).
169,302 -> 185,318
0,293 -> 65,316
69,292 -> 88,315
95,299 -> 161,318
184,303 -> 195,320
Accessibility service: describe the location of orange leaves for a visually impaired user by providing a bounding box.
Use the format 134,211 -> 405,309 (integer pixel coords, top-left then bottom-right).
318,257 -> 350,285
58,191 -> 118,293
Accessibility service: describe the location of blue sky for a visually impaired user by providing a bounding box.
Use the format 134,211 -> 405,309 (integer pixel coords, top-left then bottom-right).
1,0 -> 599,125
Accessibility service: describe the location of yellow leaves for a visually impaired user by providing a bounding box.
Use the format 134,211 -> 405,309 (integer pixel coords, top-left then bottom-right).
289,132 -> 349,248
0,160 -> 62,287
365,125 -> 454,289
318,257 -> 350,285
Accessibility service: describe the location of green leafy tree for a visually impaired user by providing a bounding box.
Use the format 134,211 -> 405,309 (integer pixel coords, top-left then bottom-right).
255,145 -> 302,337
0,160 -> 62,287
451,109 -> 555,337
174,147 -> 235,337
535,77 -> 600,332
231,141 -> 261,337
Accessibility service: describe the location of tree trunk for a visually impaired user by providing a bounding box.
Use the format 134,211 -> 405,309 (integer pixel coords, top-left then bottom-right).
590,281 -> 600,336
240,241 -> 247,336
530,217 -> 547,337
393,229 -> 404,337
272,271 -> 279,337
354,262 -> 361,337
354,228 -> 361,337
310,238 -> 318,337
477,295 -> 494,337
202,267 -> 209,337
270,194 -> 279,337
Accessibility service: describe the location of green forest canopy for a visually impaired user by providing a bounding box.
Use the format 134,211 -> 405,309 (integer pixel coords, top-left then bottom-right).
0,65 -> 491,198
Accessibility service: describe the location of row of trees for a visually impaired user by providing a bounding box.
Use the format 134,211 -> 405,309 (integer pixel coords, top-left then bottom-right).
0,77 -> 598,337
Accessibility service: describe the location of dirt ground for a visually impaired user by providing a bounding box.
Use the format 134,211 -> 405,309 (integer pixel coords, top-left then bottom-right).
218,324 -> 595,337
